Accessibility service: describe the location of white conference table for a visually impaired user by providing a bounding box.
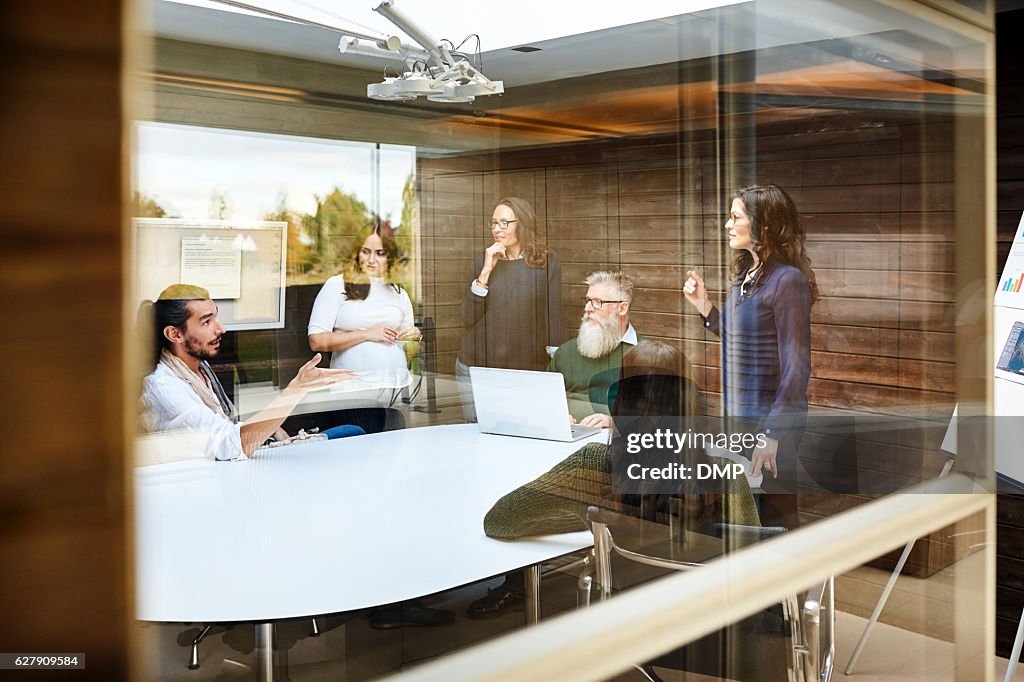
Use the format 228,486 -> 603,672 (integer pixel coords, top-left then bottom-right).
135,424 -> 606,676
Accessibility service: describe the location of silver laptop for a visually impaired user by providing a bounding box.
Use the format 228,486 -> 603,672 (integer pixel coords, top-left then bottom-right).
469,366 -> 605,442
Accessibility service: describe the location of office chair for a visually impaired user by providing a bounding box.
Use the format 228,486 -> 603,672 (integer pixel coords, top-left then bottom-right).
584,505 -> 834,682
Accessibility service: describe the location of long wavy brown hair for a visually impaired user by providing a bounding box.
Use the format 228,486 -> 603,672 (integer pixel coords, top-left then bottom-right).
496,197 -> 548,269
730,184 -> 819,304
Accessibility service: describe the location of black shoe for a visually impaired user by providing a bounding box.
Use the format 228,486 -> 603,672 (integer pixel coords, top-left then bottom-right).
369,602 -> 455,630
465,587 -> 525,619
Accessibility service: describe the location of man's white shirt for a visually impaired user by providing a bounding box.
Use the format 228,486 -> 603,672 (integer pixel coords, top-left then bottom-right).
140,362 -> 245,461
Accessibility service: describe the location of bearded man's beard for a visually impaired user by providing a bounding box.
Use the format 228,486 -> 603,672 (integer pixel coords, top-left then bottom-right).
185,335 -> 220,361
576,313 -> 621,359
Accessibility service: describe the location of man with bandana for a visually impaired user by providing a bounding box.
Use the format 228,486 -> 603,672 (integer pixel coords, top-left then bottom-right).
140,284 -> 361,461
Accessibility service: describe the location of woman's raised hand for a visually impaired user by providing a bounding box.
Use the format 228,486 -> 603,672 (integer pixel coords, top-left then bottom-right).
683,270 -> 712,317
483,241 -> 506,273
476,241 -> 507,287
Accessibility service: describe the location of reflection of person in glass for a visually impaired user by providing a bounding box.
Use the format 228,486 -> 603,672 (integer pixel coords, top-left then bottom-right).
484,340 -> 759,538
307,223 -> 419,413
471,341 -> 758,620
683,184 -> 818,504
457,197 -> 562,381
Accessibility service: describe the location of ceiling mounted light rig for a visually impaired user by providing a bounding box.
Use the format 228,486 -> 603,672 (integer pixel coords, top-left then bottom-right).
360,1 -> 503,103
208,0 -> 503,104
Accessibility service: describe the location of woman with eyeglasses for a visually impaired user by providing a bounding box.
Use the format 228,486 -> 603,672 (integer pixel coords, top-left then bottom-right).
683,184 -> 818,524
307,222 -> 420,433
456,197 -> 562,419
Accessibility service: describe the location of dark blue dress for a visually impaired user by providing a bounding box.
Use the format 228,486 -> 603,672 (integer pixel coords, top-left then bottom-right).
701,257 -> 812,487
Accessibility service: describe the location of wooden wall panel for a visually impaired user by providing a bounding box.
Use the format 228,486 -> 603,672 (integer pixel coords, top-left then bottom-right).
0,1 -> 128,676
421,115 -> 959,426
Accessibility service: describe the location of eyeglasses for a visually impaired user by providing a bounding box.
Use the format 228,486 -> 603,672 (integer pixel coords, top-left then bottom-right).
584,298 -> 624,309
489,219 -> 518,230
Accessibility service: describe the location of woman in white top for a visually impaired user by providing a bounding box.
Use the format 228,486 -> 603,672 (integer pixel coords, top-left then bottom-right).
307,223 -> 421,431
307,224 -> 452,627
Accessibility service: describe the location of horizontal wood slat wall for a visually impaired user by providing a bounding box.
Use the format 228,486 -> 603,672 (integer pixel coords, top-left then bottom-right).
420,119 -> 957,423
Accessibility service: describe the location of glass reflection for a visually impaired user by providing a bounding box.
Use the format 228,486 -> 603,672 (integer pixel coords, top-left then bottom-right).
132,0 -> 994,678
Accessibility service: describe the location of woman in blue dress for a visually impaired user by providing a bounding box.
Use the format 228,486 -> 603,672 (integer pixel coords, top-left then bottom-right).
683,185 -> 818,521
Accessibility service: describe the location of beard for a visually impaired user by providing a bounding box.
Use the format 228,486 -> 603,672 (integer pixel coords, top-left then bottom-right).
576,313 -> 622,359
185,335 -> 220,361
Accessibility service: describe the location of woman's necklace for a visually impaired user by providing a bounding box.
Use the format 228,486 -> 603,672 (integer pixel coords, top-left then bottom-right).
741,261 -> 761,297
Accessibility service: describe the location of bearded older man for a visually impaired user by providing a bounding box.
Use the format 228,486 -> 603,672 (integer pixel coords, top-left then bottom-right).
548,271 -> 639,429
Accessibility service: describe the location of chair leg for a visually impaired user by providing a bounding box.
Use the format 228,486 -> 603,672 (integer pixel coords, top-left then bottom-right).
310,617 -> 320,637
188,624 -> 214,670
577,553 -> 594,609
577,574 -> 593,608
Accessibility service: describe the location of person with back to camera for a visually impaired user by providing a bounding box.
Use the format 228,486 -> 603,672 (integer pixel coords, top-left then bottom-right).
483,341 -> 792,680
683,184 -> 818,527
307,222 -> 421,433
483,339 -> 759,538
456,197 -> 562,420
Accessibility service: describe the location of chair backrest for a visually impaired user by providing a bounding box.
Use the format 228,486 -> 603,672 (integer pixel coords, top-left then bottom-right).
584,505 -> 834,682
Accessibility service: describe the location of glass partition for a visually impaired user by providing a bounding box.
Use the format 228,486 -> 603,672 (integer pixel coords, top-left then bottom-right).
131,0 -> 995,679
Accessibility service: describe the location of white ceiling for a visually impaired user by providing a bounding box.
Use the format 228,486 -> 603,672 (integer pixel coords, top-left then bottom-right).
162,0 -> 736,50
150,0 -> 986,89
